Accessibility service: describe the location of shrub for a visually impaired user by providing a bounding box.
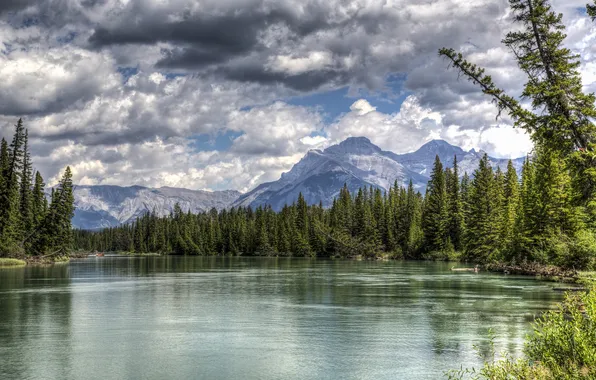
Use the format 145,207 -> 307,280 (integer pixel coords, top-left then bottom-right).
447,288 -> 596,379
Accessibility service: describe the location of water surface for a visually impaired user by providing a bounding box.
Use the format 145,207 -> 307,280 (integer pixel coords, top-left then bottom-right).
0,257 -> 563,379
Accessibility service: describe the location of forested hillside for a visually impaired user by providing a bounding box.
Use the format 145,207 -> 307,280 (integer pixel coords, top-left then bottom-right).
74,152 -> 596,269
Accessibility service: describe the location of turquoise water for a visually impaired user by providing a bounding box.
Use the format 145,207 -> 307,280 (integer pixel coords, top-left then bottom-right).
0,257 -> 563,379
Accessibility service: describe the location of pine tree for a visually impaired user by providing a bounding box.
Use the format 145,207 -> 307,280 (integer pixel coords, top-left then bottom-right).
52,166 -> 75,252
32,171 -> 47,228
465,154 -> 499,262
422,155 -> 448,252
0,120 -> 26,254
19,129 -> 33,239
446,155 -> 464,251
440,0 -> 596,226
499,161 -> 520,259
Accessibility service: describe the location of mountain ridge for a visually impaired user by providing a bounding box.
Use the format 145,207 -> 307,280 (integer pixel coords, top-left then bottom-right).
71,138 -> 525,229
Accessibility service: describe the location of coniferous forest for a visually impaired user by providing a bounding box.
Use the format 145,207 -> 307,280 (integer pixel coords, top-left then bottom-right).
0,119 -> 75,257
73,150 -> 596,270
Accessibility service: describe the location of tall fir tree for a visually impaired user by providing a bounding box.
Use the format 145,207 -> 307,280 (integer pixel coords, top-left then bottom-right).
501,160 -> 520,258
440,0 -> 596,226
446,155 -> 464,251
19,129 -> 33,239
465,154 -> 500,262
422,155 -> 448,252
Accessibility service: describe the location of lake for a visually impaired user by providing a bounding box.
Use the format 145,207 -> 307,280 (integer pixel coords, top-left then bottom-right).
0,257 -> 563,379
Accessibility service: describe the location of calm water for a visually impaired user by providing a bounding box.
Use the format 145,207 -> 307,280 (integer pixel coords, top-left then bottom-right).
0,257 -> 563,380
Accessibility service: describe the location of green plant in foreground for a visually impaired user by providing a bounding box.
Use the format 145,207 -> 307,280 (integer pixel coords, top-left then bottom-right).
447,288 -> 596,379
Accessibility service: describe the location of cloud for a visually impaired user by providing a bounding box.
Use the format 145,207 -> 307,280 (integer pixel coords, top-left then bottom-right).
0,47 -> 120,116
0,0 -> 594,193
227,101 -> 323,156
0,0 -> 36,14
326,97 -> 442,153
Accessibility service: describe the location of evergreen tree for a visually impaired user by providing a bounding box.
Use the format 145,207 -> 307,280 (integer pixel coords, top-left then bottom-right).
31,171 -> 47,228
501,160 -> 520,258
19,129 -> 33,239
440,0 -> 596,226
446,155 -> 464,251
465,154 -> 499,262
422,156 -> 448,252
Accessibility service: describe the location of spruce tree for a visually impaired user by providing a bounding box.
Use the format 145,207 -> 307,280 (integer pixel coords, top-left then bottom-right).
440,0 -> 596,226
19,129 -> 33,238
422,156 -> 448,252
446,155 -> 464,251
501,161 -> 520,258
465,154 -> 499,262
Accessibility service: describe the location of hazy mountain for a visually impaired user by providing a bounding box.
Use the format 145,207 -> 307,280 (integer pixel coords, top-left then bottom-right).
70,185 -> 240,230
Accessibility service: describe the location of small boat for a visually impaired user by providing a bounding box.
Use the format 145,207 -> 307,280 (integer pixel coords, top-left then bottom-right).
96,253 -> 105,257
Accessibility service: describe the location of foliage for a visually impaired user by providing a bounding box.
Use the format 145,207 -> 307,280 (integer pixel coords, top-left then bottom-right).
447,288 -> 596,379
74,151 -> 594,268
0,258 -> 26,267
440,0 -> 596,227
0,119 -> 75,257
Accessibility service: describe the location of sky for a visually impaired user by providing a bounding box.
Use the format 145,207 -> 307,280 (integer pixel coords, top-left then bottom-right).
0,0 -> 595,192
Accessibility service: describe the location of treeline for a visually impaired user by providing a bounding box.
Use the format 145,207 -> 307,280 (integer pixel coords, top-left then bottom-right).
74,150 -> 596,269
0,119 -> 75,257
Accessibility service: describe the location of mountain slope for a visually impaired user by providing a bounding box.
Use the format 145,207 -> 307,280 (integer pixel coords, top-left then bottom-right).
71,186 -> 240,230
233,137 -> 524,211
233,137 -> 427,210
71,137 -> 525,228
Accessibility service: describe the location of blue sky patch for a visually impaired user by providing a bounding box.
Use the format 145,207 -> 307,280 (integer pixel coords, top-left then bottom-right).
190,130 -> 244,152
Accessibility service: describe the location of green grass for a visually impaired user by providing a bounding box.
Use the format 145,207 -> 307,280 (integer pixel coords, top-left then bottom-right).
0,258 -> 26,267
578,271 -> 596,286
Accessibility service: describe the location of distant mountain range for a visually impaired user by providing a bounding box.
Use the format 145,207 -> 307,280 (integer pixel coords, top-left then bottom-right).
70,186 -> 240,230
71,138 -> 524,229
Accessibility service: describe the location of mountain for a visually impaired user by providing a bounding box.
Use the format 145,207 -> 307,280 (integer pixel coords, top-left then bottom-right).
233,137 -> 525,211
70,137 -> 525,229
390,139 -> 524,178
70,185 -> 240,230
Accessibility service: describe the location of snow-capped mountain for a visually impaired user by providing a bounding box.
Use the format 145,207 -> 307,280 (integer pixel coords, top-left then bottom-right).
233,137 -> 525,211
70,186 -> 240,230
70,137 -> 525,229
390,139 -> 524,178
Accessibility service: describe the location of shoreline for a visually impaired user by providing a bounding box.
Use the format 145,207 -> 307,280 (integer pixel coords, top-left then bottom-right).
5,253 -> 595,285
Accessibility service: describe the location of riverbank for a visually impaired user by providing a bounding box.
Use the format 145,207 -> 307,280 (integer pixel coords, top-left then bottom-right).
0,258 -> 26,267
483,262 -> 596,285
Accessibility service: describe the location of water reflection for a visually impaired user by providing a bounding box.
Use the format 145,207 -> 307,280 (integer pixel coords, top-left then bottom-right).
0,257 -> 562,380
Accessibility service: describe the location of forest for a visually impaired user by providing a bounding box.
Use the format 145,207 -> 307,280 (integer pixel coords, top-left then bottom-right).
73,150 -> 596,269
0,119 -> 75,258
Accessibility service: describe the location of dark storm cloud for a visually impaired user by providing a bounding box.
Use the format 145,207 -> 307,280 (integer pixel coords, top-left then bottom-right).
218,66 -> 350,92
36,117 -> 179,147
0,0 -> 36,14
86,0 -> 396,90
88,5 -> 325,64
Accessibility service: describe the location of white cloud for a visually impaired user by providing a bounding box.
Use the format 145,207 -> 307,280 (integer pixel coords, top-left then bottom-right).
349,99 -> 377,116
1,0 -> 594,193
300,135 -> 328,146
267,51 -> 333,75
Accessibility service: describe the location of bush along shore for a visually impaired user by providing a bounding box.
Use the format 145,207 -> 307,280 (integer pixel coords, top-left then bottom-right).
0,258 -> 26,267
447,285 -> 596,380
